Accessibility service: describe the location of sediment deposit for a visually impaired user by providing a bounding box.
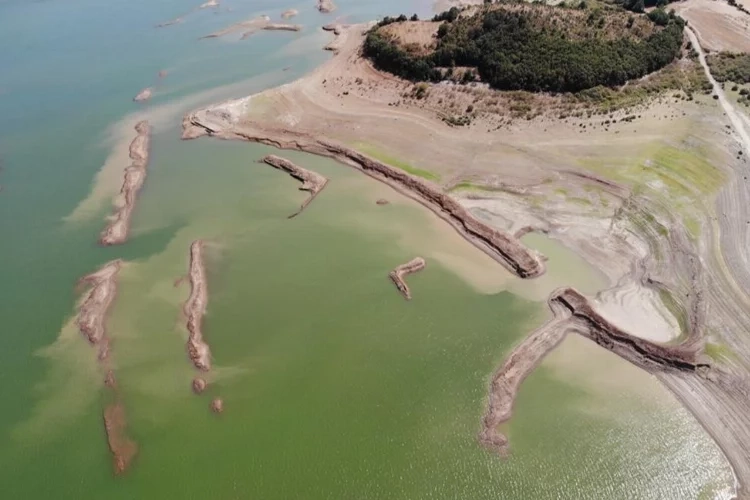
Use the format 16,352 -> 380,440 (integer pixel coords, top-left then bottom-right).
184,240 -> 211,372
99,121 -> 151,246
133,87 -> 153,102
317,0 -> 336,13
281,9 -> 298,19
261,155 -> 329,218
389,257 -> 426,300
103,403 -> 138,475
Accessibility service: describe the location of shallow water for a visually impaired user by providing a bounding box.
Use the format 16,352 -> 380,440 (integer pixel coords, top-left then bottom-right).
0,0 -> 735,498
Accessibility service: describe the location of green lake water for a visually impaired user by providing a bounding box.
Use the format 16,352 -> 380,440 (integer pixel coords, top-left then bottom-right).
0,0 -> 737,498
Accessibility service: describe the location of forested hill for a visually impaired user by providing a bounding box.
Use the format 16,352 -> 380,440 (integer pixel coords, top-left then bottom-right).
363,2 -> 686,93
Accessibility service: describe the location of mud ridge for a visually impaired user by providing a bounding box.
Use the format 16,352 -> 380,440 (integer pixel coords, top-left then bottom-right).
480,287 -> 709,455
261,154 -> 329,218
76,260 -> 138,474
182,116 -> 545,279
99,120 -> 151,246
185,240 -> 212,372
389,257 -> 426,300
103,402 -> 138,475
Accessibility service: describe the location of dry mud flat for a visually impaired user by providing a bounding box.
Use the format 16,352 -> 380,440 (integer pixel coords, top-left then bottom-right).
261,154 -> 328,217
99,120 -> 151,246
389,257 -> 426,300
76,260 -> 138,474
675,0 -> 750,53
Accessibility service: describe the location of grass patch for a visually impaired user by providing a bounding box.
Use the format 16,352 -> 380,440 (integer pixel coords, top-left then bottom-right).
352,142 -> 441,181
704,342 -> 736,362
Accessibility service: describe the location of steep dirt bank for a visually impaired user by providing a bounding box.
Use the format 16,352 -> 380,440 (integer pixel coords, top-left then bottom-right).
182,116 -> 545,279
76,260 -> 138,474
185,240 -> 211,372
261,155 -> 329,218
99,120 -> 151,246
389,257 -> 426,300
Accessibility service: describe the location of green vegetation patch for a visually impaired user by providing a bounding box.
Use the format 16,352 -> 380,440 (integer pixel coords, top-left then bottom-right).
706,52 -> 750,84
353,142 -> 441,181
364,1 -> 686,93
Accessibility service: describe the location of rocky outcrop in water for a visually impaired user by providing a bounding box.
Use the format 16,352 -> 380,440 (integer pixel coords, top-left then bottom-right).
281,9 -> 298,19
389,257 -> 426,300
133,87 -> 153,102
317,0 -> 336,13
261,155 -> 329,218
100,121 -> 151,246
210,398 -> 224,414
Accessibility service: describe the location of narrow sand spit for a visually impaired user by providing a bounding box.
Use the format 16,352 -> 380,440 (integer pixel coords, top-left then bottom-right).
183,117 -> 545,278
317,0 -> 336,13
201,16 -> 271,39
184,240 -> 211,372
389,257 -> 426,300
241,23 -> 302,40
481,287 -> 707,454
99,120 -> 151,246
281,9 -> 298,19
133,87 -> 153,103
76,260 -> 138,474
103,402 -> 138,475
261,154 -> 329,218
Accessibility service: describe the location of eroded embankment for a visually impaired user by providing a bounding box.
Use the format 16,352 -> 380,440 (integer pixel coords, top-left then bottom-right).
76,260 -> 138,474
389,257 -> 426,300
182,115 -> 545,279
185,240 -> 211,372
480,287 -> 708,455
261,154 -> 329,218
100,120 -> 151,246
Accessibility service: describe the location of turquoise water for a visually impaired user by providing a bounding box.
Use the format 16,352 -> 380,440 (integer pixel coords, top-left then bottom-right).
0,0 -> 736,498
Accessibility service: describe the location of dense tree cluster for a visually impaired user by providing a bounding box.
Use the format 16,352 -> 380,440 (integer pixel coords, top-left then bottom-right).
619,0 -> 677,13
363,5 -> 686,93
